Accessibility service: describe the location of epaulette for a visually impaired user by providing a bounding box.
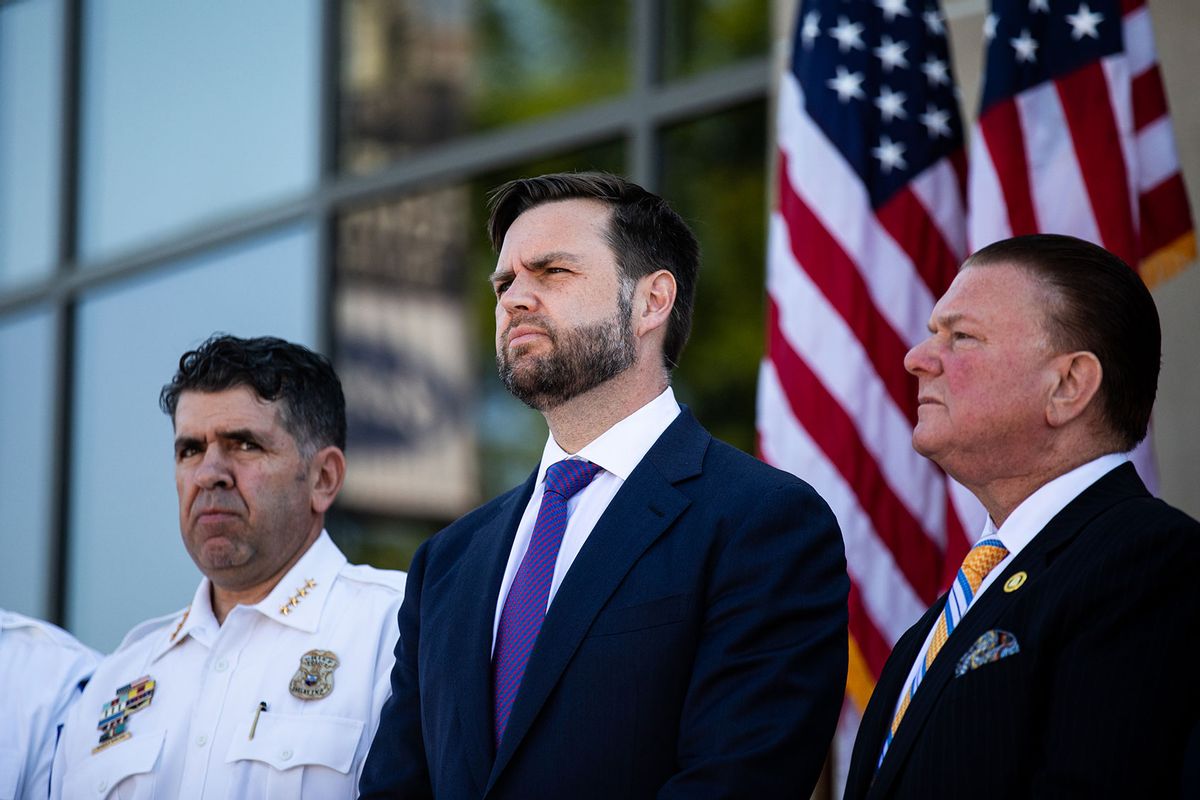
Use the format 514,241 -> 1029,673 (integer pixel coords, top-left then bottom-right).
114,607 -> 188,652
0,609 -> 97,656
338,563 -> 407,594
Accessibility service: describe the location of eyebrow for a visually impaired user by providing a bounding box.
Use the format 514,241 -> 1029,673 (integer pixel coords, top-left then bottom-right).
174,435 -> 203,453
929,311 -> 966,332
488,251 -> 580,284
221,428 -> 262,443
173,428 -> 263,451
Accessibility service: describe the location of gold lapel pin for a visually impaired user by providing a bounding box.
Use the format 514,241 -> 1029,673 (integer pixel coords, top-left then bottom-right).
1003,571 -> 1028,593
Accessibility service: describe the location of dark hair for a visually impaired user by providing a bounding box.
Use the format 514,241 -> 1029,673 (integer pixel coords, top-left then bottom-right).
965,234 -> 1160,451
487,171 -> 700,370
159,334 -> 346,455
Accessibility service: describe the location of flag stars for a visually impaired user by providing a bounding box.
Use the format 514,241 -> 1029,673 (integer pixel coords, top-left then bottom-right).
922,8 -> 945,35
1029,0 -> 1049,13
830,16 -> 866,52
872,136 -> 908,174
921,55 -> 950,87
874,35 -> 910,73
827,66 -> 866,103
801,11 -> 821,49
1066,3 -> 1104,40
876,0 -> 911,23
984,13 -> 998,41
920,103 -> 953,138
875,86 -> 908,123
1011,28 -> 1039,62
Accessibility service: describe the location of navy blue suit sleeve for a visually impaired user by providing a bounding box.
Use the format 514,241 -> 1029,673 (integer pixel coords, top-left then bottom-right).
661,480 -> 849,798
360,540 -> 433,800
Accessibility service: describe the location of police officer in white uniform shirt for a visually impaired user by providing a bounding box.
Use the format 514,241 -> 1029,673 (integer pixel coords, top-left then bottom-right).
51,335 -> 406,799
0,608 -> 98,799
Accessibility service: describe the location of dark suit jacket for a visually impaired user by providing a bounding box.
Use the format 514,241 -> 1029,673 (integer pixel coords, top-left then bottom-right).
360,409 -> 849,799
845,462 -> 1200,799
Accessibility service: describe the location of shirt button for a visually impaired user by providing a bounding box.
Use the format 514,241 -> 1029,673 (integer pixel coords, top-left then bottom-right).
97,780 -> 108,793
280,748 -> 293,761
196,734 -> 208,747
214,658 -> 229,672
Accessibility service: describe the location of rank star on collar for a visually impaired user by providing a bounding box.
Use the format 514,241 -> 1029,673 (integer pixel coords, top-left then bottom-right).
279,578 -> 318,616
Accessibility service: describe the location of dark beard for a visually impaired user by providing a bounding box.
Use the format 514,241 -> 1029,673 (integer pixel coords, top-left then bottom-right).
497,295 -> 637,411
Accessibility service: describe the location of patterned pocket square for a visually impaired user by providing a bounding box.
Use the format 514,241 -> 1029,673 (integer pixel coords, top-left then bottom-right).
955,629 -> 1020,677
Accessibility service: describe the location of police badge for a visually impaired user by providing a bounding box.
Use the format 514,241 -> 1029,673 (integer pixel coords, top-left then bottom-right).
289,649 -> 338,700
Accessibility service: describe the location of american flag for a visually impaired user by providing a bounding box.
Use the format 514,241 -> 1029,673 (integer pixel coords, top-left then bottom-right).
968,0 -> 1194,489
759,0 -> 1194,790
969,0 -> 1195,281
755,0 -> 979,790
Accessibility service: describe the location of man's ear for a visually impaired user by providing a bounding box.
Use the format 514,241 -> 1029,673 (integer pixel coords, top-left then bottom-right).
309,446 -> 347,514
634,269 -> 676,338
1046,351 -> 1103,428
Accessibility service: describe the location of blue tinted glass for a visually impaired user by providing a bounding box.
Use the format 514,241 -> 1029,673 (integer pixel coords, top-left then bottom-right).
67,225 -> 317,651
0,307 -> 57,618
78,0 -> 319,261
0,0 -> 61,287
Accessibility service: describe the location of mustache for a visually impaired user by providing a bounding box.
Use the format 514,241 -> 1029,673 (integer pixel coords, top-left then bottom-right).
191,492 -> 244,516
502,314 -> 557,344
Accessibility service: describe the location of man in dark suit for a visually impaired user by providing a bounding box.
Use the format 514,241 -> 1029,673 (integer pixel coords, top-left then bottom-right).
361,172 -> 849,798
845,234 -> 1200,798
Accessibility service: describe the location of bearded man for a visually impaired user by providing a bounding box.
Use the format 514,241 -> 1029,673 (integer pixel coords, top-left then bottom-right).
361,172 -> 849,799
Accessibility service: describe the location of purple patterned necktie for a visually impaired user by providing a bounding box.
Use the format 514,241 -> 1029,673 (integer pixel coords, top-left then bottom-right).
492,458 -> 602,749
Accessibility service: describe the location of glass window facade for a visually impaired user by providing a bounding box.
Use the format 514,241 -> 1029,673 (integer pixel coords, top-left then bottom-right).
339,0 -> 629,174
661,101 -> 768,454
662,0 -> 769,80
78,0 -> 320,261
0,307 -> 57,618
0,0 -> 62,287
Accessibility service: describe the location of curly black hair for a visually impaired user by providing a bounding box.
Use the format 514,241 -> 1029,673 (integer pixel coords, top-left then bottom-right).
159,334 -> 346,455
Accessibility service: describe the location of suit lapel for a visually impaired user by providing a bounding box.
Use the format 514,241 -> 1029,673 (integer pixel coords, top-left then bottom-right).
486,411 -> 708,790
846,600 -> 943,799
870,463 -> 1149,796
449,471 -> 537,794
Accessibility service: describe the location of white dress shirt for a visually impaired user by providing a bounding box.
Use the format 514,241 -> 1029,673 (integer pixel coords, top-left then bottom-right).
0,609 -> 98,800
491,386 -> 682,651
893,452 -> 1130,719
51,532 -> 404,800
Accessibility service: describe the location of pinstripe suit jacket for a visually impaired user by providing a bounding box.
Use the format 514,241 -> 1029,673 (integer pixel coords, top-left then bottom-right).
845,462 -> 1200,799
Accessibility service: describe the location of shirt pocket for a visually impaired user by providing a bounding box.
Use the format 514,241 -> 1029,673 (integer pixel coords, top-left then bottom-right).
61,729 -> 164,800
225,711 -> 364,799
0,748 -> 21,800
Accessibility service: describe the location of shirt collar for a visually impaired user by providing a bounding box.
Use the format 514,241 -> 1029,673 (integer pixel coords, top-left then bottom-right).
150,530 -> 347,661
980,452 -> 1130,553
536,386 -> 682,483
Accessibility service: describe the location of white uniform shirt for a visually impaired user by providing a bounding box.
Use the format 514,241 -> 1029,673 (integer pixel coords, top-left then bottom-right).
51,532 -> 404,800
893,453 -> 1130,721
492,386 -> 681,650
0,610 -> 98,800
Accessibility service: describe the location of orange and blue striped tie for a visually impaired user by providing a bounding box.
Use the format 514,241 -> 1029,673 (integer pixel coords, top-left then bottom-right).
877,537 -> 1009,768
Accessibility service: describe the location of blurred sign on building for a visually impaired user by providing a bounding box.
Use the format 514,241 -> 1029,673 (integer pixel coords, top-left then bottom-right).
335,186 -> 479,518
